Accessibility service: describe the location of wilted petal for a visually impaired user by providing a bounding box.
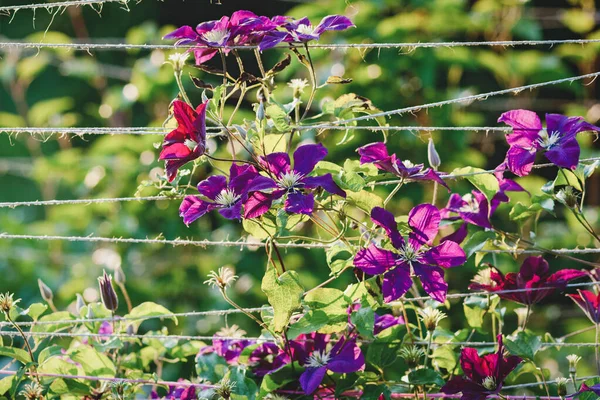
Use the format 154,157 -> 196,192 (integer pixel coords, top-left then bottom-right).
413,263 -> 448,303
197,175 -> 227,200
422,241 -> 466,268
370,207 -> 404,249
545,137 -> 580,170
315,15 -> 355,34
285,192 -> 315,214
382,265 -> 412,303
327,340 -> 364,373
505,146 -> 537,177
293,143 -> 328,176
303,174 -> 346,198
261,152 -> 291,177
408,204 -> 441,249
354,245 -> 397,275
300,366 -> 327,394
498,109 -> 542,147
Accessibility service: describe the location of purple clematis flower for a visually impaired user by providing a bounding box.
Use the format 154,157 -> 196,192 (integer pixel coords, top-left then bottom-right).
199,325 -> 251,364
469,256 -> 586,305
159,100 -> 209,182
441,335 -> 522,400
294,334 -> 365,394
284,15 -> 355,43
179,164 -> 258,225
151,381 -> 196,400
498,110 -> 600,176
567,383 -> 600,398
248,342 -> 290,377
357,142 -> 448,189
568,290 -> 600,324
354,205 -> 466,303
347,302 -> 405,335
243,143 -> 346,218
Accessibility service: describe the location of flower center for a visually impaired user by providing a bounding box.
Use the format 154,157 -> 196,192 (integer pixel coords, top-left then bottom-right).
537,129 -> 561,149
482,376 -> 497,391
277,171 -> 304,190
214,188 -> 241,207
458,193 -> 480,214
184,139 -> 199,151
202,28 -> 229,45
398,244 -> 419,263
296,23 -> 316,36
403,160 -> 415,168
305,350 -> 331,368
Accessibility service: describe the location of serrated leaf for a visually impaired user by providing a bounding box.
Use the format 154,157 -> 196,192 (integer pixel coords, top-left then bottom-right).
261,267 -> 303,332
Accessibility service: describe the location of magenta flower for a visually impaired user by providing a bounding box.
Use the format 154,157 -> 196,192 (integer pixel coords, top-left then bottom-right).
294,334 -> 365,394
179,164 -> 258,225
568,290 -> 600,324
498,110 -> 600,176
199,326 -> 251,364
243,143 -> 346,219
347,302 -> 405,335
442,191 -> 492,229
151,381 -> 196,400
469,256 -> 586,305
567,383 -> 600,398
248,342 -> 290,377
357,142 -> 448,189
441,335 -> 522,400
354,205 -> 466,303
159,100 -> 208,182
283,15 -> 355,43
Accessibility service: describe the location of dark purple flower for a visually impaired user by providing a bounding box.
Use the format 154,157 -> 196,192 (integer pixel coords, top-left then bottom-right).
358,142 -> 448,190
568,290 -> 600,324
294,334 -> 365,394
347,302 -> 404,335
284,15 -> 355,43
354,205 -> 466,303
498,110 -> 600,176
442,191 -> 493,229
248,342 -> 290,376
179,164 -> 258,225
159,100 -> 208,182
469,256 -> 587,305
199,325 -> 251,364
567,383 -> 600,398
441,335 -> 522,400
243,144 -> 346,219
151,380 -> 196,400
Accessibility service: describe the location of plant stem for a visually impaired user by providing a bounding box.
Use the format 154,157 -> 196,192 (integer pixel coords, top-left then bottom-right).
5,313 -> 40,384
522,304 -> 532,331
174,71 -> 191,106
219,50 -> 228,119
117,283 -> 132,313
301,43 -> 317,120
596,323 -> 600,375
383,181 -> 404,207
221,289 -> 275,337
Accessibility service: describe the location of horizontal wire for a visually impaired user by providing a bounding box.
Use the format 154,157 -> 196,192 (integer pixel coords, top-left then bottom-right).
2,39 -> 600,52
312,71 -> 600,128
1,233 -> 600,255
0,0 -> 126,13
1,156 -> 598,208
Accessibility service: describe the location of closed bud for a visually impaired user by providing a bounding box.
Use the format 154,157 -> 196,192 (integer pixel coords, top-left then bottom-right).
86,305 -> 94,319
256,101 -> 265,121
98,271 -> 119,312
37,279 -> 53,303
114,267 -> 126,285
75,294 -> 86,314
427,137 -> 441,170
126,324 -> 136,335
556,377 -> 569,397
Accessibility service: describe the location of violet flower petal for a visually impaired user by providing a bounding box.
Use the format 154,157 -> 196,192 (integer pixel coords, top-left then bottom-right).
408,204 -> 440,250
293,143 -> 328,176
413,263 -> 448,303
382,264 -> 412,303
285,192 -> 315,214
353,245 -> 397,275
300,366 -> 327,394
303,174 -> 346,198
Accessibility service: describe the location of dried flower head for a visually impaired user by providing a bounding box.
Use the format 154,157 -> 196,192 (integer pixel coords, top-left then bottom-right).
567,354 -> 581,374
0,292 -> 19,314
556,377 -> 569,397
215,377 -> 236,399
204,267 -> 238,290
471,267 -> 496,287
215,324 -> 246,339
167,52 -> 190,73
399,345 -> 425,368
19,382 -> 44,400
418,307 -> 447,332
98,271 -> 119,312
556,186 -> 580,209
37,279 -> 53,303
288,78 -> 309,97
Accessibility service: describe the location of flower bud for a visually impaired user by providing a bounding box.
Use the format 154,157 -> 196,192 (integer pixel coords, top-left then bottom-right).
37,279 -> 53,303
98,271 -> 119,312
75,294 -> 86,314
86,305 -> 94,319
256,101 -> 265,121
166,52 -> 189,74
514,307 -> 529,327
567,354 -> 581,374
427,138 -> 441,170
114,267 -> 126,285
556,377 -> 569,397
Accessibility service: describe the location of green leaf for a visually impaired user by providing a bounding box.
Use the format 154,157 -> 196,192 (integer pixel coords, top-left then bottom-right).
287,310 -> 330,339
504,330 -> 541,361
463,296 -> 487,329
69,347 -> 116,376
366,325 -> 405,368
196,352 -> 229,383
0,376 -> 14,395
360,384 -> 390,400
350,306 -> 375,339
31,311 -> 74,333
261,266 -> 304,332
451,167 -> 500,203
258,363 -> 297,399
0,346 -> 32,364
407,368 -> 445,386
432,346 -> 458,370
226,367 -> 259,400
304,288 -> 349,315
346,190 -> 383,213
326,243 -> 354,275
125,302 -> 177,328
266,104 -> 290,133
462,230 -> 496,259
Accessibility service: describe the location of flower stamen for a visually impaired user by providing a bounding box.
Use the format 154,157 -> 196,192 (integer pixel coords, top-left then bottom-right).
305,350 -> 331,368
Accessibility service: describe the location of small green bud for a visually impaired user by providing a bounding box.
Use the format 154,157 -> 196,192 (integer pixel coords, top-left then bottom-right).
75,294 -> 86,314
37,279 -> 53,303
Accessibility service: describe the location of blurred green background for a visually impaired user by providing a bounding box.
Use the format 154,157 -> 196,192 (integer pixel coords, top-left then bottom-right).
1,0 -> 600,388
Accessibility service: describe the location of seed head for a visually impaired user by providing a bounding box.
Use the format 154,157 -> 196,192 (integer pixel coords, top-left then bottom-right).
98,271 -> 119,312
37,279 -> 53,303
556,186 -> 580,210
399,345 -> 425,368
567,354 -> 581,374
471,267 -> 496,287
417,307 -> 446,332
556,377 -> 569,396
288,78 -> 308,98
19,382 -> 44,400
215,377 -> 236,399
0,292 -> 19,314
166,52 -> 190,74
204,267 -> 238,290
215,324 -> 246,339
